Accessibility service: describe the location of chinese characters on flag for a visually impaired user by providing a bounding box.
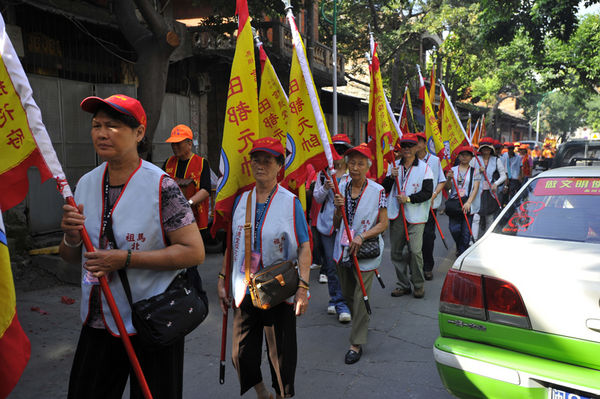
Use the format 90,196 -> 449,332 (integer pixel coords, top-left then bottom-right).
212,0 -> 259,230
440,84 -> 469,169
258,45 -> 288,145
283,18 -> 330,190
366,44 -> 394,183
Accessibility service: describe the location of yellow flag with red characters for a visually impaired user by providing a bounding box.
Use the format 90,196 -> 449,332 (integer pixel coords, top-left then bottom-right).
212,0 -> 258,232
440,84 -> 469,169
283,14 -> 330,193
366,43 -> 394,183
258,45 -> 288,143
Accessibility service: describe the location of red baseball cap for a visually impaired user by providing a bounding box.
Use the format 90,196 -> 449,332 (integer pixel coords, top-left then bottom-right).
415,131 -> 426,141
81,94 -> 147,128
332,134 -> 351,145
344,143 -> 372,159
493,139 -> 502,147
249,137 -> 285,157
504,141 -> 515,148
456,145 -> 475,156
399,133 -> 418,145
478,137 -> 495,153
166,124 -> 193,143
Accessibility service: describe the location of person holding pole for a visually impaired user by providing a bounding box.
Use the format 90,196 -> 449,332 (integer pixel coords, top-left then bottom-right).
500,142 -> 522,206
217,137 -> 310,399
60,94 -> 205,399
470,137 -> 506,239
414,132 -> 446,280
445,146 -> 481,256
313,134 -> 352,323
333,143 -> 388,364
382,134 -> 433,298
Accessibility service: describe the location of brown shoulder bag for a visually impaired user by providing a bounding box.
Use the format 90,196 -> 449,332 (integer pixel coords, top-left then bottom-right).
244,192 -> 299,310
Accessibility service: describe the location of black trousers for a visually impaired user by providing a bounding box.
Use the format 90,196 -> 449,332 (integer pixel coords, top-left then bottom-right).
67,324 -> 184,399
422,209 -> 437,272
232,295 -> 297,397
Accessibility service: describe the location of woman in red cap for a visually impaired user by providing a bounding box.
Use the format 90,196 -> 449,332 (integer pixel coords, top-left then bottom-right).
444,145 -> 480,256
332,143 -> 389,364
60,94 -> 205,398
217,137 -> 311,399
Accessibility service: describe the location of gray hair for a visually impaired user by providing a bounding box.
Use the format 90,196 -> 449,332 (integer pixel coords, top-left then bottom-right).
344,155 -> 372,168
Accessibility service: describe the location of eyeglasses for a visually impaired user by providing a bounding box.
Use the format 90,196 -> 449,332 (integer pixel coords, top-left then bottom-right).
400,142 -> 416,149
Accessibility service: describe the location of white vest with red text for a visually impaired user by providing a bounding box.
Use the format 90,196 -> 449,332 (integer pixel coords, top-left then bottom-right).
423,153 -> 445,209
231,186 -> 300,307
316,172 -> 350,236
333,179 -> 384,271
75,160 -> 179,336
386,159 -> 432,224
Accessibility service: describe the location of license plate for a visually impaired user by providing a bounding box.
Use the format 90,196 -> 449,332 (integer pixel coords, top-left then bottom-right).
550,388 -> 593,399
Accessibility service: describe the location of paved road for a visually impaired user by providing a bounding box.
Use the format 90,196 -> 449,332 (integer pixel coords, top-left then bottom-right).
10,215 -> 457,399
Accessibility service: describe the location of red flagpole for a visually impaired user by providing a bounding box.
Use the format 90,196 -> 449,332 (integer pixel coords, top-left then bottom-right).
448,177 -> 474,239
219,223 -> 233,384
393,159 -> 410,242
66,197 -> 153,399
430,207 -> 448,250
472,156 -> 502,208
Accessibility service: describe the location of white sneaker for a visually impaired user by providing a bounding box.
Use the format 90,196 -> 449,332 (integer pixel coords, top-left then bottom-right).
319,274 -> 328,283
327,305 -> 336,315
338,312 -> 351,323
310,263 -> 321,270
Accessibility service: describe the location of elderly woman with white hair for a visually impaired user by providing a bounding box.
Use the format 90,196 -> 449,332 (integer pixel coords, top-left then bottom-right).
332,143 -> 388,365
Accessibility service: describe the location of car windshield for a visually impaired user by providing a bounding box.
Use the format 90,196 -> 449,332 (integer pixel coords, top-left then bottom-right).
493,177 -> 600,243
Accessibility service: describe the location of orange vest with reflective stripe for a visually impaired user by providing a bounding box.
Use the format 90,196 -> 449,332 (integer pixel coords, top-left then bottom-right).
165,154 -> 209,229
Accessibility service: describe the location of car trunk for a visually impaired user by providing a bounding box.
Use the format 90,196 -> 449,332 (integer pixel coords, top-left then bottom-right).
458,233 -> 600,366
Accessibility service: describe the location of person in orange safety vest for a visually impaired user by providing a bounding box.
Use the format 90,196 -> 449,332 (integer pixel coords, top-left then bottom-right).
163,124 -> 211,232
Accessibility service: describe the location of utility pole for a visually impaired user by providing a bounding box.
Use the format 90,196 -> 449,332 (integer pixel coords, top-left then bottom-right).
321,0 -> 339,136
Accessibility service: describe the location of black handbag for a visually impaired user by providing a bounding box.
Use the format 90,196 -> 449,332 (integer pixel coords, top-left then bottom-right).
119,267 -> 209,347
357,236 -> 380,259
479,189 -> 500,215
445,167 -> 474,218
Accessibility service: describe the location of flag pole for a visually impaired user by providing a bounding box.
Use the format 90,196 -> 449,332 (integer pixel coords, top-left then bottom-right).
439,81 -> 501,209
430,207 -> 448,250
393,159 -> 410,242
65,197 -> 153,399
283,1 -> 371,314
219,223 -> 233,384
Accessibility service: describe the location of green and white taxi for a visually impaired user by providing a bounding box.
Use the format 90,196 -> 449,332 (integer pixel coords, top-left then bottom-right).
434,167 -> 600,399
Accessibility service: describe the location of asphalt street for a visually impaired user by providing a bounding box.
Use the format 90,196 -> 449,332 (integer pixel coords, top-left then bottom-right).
10,214 -> 457,399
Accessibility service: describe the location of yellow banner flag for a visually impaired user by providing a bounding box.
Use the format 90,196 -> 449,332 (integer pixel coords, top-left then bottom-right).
367,44 -> 394,183
419,65 -> 444,162
258,45 -> 288,143
213,1 -> 258,229
283,18 -> 329,193
440,85 -> 469,169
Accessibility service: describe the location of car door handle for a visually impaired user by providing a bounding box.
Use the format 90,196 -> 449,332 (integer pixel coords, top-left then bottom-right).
586,319 -> 600,333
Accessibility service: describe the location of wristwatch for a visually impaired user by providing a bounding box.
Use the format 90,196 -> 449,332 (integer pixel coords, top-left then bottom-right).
188,199 -> 193,205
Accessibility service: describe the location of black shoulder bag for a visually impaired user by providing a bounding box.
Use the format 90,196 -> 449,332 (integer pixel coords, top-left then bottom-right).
103,171 -> 208,347
444,167 -> 474,218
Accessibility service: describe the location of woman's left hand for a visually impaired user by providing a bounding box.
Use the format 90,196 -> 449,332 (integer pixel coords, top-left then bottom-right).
348,233 -> 364,256
294,287 -> 309,316
84,249 -> 128,278
462,201 -> 472,213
